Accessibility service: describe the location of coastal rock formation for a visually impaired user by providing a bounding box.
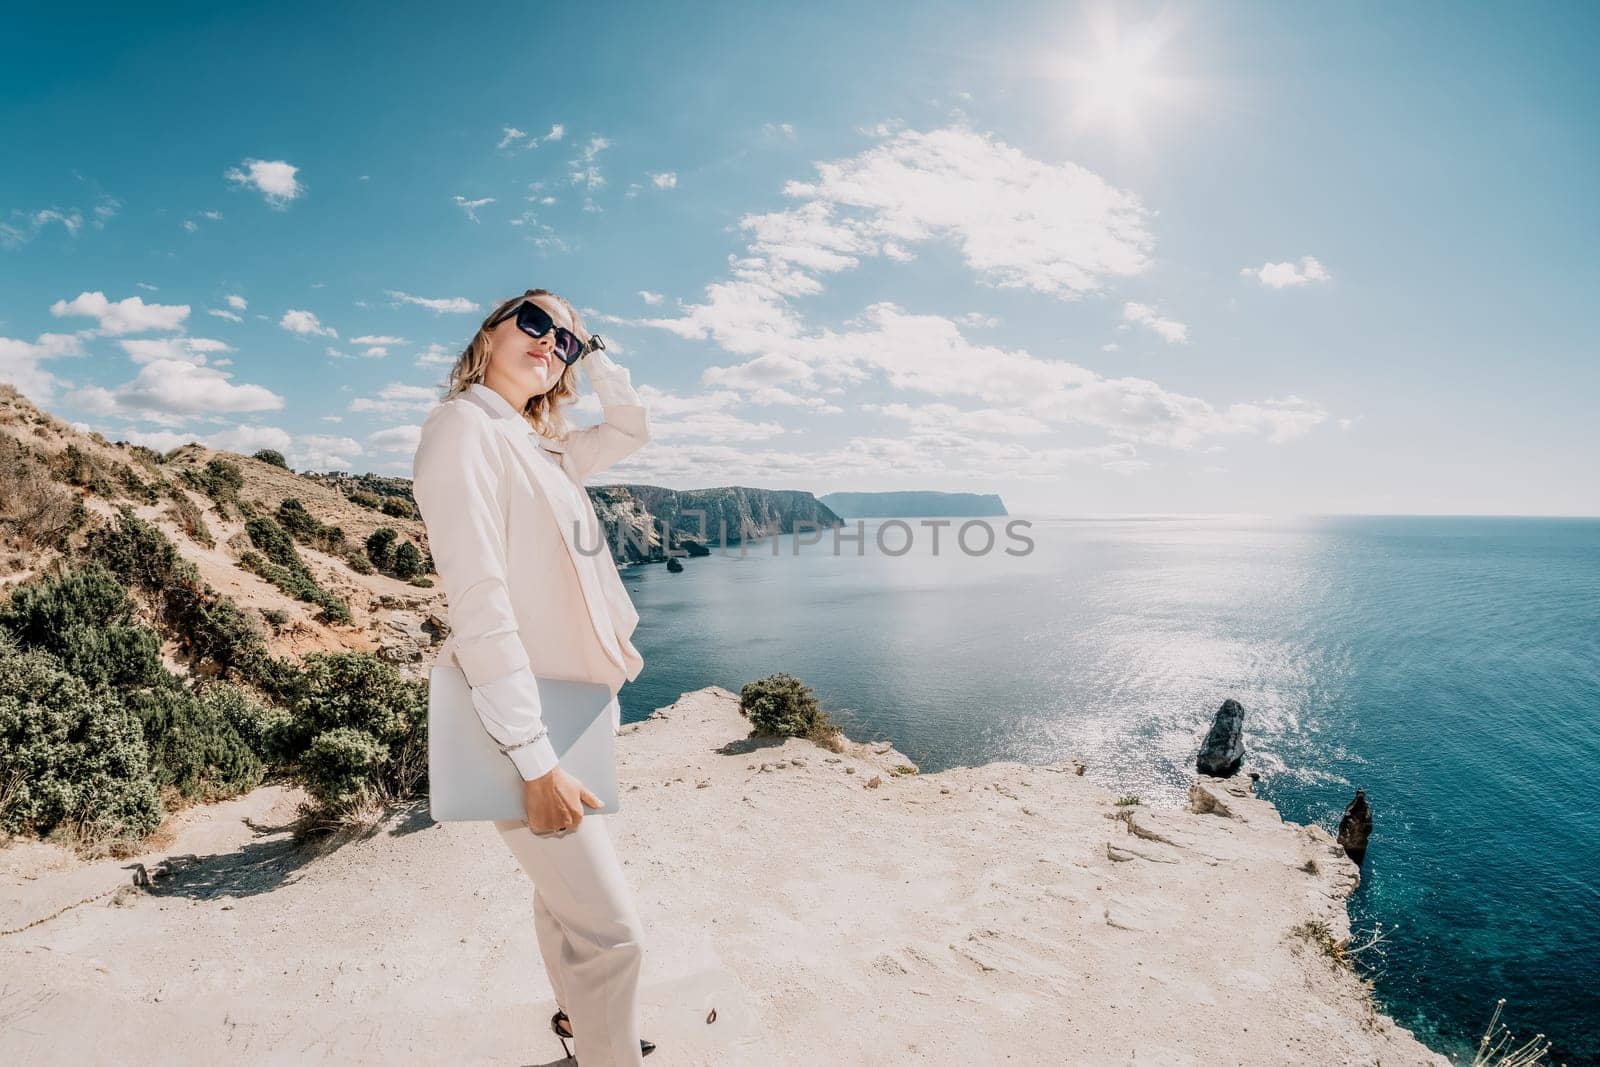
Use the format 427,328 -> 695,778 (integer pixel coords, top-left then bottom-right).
0,687 -> 1448,1065
1196,697 -> 1247,777
1337,788 -> 1373,865
818,489 -> 1008,518
590,484 -> 842,564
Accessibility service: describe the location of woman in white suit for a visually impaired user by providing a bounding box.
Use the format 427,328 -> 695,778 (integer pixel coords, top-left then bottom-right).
411,288 -> 655,1064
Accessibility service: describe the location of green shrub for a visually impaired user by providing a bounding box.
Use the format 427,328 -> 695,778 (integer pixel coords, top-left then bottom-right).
392,541 -> 422,580
253,449 -> 289,469
127,681 -> 266,801
85,510 -> 270,679
238,551 -> 352,626
0,563 -> 165,692
272,652 -> 428,814
348,489 -> 383,510
364,527 -> 397,572
299,727 -> 391,809
345,551 -> 375,576
202,680 -> 291,764
182,457 -> 245,516
242,515 -> 352,625
380,496 -> 413,518
205,457 -> 244,493
276,498 -> 345,553
0,635 -> 162,841
739,672 -> 838,740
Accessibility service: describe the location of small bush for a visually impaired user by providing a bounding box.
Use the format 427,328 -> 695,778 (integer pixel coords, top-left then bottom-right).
277,498 -> 345,553
127,681 -> 266,801
0,563 -> 165,692
380,497 -> 413,519
242,515 -> 352,625
392,541 -> 422,580
0,634 -> 162,841
739,672 -> 839,740
272,652 -> 428,814
365,527 -> 397,572
183,457 -> 245,516
86,510 -> 270,679
253,449 -> 289,469
345,551 -> 375,576
348,489 -> 383,510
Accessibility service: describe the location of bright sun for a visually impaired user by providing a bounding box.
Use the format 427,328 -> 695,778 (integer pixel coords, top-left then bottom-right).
1056,12 -> 1189,135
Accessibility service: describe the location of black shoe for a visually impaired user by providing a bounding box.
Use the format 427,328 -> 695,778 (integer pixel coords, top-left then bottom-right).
551,1009 -> 656,1058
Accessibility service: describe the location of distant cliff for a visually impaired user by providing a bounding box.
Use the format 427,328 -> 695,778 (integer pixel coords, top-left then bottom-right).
819,490 -> 1007,518
590,484 -> 843,564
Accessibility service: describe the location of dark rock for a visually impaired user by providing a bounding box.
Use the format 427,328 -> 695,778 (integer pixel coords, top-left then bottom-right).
421,613 -> 449,644
1337,788 -> 1372,865
1195,698 -> 1246,777
666,557 -> 684,573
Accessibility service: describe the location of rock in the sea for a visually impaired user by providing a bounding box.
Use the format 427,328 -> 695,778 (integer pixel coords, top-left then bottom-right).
1195,698 -> 1246,777
666,557 -> 684,573
1336,788 -> 1372,865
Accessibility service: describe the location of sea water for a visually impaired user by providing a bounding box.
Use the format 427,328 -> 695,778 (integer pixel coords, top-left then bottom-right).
617,515 -> 1600,1065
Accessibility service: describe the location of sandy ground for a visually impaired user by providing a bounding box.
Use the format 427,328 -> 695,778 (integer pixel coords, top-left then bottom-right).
0,686 -> 1449,1066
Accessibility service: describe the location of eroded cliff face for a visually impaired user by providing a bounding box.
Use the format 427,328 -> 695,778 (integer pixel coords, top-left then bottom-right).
589,484 -> 844,564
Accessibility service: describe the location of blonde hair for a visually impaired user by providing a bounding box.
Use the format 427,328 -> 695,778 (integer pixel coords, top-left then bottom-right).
444,288 -> 587,439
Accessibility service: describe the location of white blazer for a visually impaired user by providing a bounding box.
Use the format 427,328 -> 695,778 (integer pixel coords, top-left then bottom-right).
411,371 -> 650,725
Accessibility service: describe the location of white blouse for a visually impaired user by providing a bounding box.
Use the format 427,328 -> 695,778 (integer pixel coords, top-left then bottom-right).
412,348 -> 648,780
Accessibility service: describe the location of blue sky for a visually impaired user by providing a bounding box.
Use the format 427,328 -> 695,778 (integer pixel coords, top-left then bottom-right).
2,1 -> 1596,516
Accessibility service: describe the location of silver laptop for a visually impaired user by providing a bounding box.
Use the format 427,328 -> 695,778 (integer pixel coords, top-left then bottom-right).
428,663 -> 621,822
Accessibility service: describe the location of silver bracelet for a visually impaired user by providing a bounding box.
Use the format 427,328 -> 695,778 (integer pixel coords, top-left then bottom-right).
497,724 -> 549,755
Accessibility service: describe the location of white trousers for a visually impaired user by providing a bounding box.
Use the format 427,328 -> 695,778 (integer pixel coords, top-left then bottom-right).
494,811 -> 646,1066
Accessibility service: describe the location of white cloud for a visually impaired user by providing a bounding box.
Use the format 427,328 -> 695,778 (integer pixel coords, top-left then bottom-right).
638,290 -> 664,306
0,331 -> 85,402
764,124 -> 1153,297
497,126 -> 527,150
414,342 -> 456,367
350,383 -> 438,416
79,359 -> 284,419
1240,255 -> 1331,289
50,291 -> 190,335
226,293 -> 248,310
0,194 -> 119,248
543,123 -> 565,143
630,385 -> 788,443
207,308 -> 242,323
569,136 -> 611,190
453,195 -> 495,222
136,282 -> 158,291
351,334 -> 406,345
291,433 -> 365,471
649,171 -> 678,189
369,424 -> 423,452
1121,302 -> 1190,344
761,122 -> 797,140
118,336 -> 232,365
280,309 -> 337,338
386,290 -> 480,314
617,123 -> 1326,457
225,158 -> 303,206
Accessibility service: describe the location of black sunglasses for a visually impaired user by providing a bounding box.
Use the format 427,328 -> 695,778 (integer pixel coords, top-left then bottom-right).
488,298 -> 604,366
